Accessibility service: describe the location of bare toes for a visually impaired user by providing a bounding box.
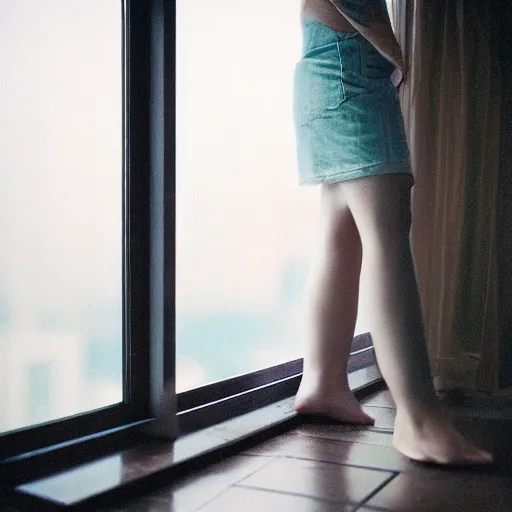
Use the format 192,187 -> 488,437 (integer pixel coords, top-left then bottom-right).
392,411 -> 494,466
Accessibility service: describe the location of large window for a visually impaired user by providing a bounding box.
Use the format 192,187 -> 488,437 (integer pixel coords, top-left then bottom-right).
0,0 -> 124,434
1,0 -> 376,468
175,0 -> 369,392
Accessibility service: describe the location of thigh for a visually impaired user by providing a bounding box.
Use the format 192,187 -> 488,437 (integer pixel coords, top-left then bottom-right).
328,173 -> 414,246
318,183 -> 361,256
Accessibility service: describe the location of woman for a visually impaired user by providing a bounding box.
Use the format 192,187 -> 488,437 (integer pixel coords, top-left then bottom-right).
293,0 -> 493,465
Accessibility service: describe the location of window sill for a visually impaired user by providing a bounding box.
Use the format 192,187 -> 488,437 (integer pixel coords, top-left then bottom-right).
3,364 -> 383,511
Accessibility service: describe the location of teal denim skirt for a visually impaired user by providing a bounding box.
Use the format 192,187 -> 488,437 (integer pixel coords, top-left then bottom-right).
293,18 -> 413,185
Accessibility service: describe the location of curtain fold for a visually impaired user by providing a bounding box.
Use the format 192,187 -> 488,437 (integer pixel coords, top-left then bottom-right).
391,0 -> 502,395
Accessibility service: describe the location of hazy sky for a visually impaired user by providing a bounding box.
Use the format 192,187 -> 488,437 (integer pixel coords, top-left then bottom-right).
0,0 -> 123,432
0,0 -> 122,327
176,0 -> 322,314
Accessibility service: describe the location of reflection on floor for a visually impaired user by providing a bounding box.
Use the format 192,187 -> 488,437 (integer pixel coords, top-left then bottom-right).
103,390 -> 512,512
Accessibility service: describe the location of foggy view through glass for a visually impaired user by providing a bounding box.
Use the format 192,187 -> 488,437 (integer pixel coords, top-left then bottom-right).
0,1 -> 123,433
0,0 -> 374,431
176,0 -> 369,391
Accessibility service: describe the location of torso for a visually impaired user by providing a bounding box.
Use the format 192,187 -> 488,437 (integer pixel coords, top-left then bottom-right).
301,0 -> 358,32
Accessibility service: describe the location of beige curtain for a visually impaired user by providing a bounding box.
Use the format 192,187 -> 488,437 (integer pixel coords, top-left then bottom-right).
390,0 -> 502,395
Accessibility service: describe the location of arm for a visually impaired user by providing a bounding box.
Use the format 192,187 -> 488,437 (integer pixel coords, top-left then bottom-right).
329,0 -> 407,86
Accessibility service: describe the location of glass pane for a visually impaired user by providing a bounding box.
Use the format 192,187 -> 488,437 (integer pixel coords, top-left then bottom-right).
176,1 -> 369,392
0,0 -> 123,433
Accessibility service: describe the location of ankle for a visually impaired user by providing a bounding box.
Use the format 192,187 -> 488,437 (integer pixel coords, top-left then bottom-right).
401,407 -> 450,435
301,366 -> 349,390
396,395 -> 443,428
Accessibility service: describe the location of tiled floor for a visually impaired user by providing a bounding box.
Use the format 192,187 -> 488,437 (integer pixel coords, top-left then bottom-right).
101,390 -> 512,512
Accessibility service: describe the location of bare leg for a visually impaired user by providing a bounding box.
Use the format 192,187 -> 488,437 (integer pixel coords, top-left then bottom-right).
338,173 -> 492,464
295,185 -> 374,425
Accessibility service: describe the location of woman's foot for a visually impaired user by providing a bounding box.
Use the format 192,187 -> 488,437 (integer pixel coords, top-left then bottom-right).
392,408 -> 493,465
294,381 -> 375,425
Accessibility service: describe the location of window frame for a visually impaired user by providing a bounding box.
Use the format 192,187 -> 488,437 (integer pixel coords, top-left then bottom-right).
0,0 -> 153,460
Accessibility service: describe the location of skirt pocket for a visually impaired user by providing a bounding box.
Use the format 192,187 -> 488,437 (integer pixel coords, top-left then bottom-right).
293,51 -> 346,127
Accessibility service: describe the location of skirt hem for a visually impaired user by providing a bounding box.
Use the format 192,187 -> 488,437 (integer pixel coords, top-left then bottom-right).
299,160 -> 413,185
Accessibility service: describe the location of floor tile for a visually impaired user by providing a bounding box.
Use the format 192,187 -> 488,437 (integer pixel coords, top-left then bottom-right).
298,406 -> 395,431
243,432 -> 410,472
104,455 -> 272,512
236,457 -> 394,507
196,486 -> 355,512
292,424 -> 394,448
360,390 -> 396,409
366,471 -> 512,512
362,407 -> 396,430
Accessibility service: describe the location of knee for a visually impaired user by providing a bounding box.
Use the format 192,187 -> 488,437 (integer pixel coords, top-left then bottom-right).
324,211 -> 362,257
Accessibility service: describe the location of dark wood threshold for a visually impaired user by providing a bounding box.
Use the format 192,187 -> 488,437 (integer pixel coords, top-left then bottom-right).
3,365 -> 384,511
177,333 -> 376,435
